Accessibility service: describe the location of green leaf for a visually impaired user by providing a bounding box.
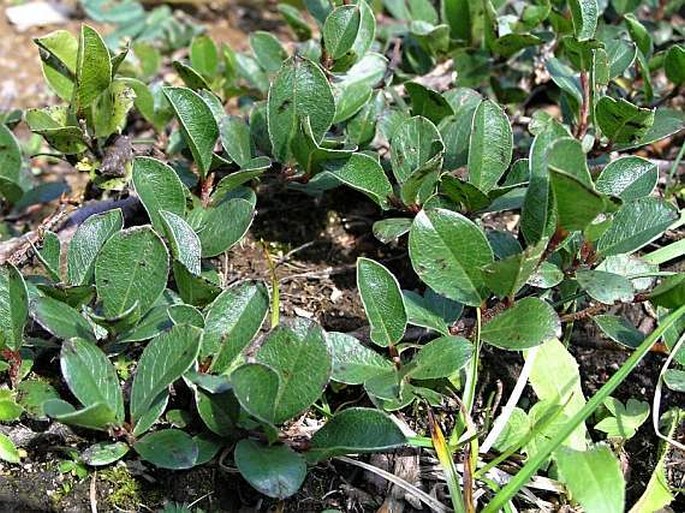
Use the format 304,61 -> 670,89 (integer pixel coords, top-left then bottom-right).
547,137 -> 591,185
82,441 -> 129,466
467,99 -> 513,193
390,116 -> 444,185
16,379 -> 60,419
95,226 -> 169,318
616,108 -> 684,151
189,35 -> 218,78
595,397 -> 649,439
409,208 -> 493,306
527,338 -> 587,451
481,298 -> 559,350
0,399 -> 23,421
132,157 -> 186,233
0,263 -> 28,351
278,3 -> 313,41
130,324 -> 202,428
521,121 -> 569,244
320,153 -> 393,209
596,198 -> 678,256
649,274 -> 685,309
204,281 -> 269,372
596,97 -> 655,144
35,231 -> 61,281
67,209 -> 123,286
92,79 -> 136,139
31,296 -> 95,341
0,124 -> 22,195
328,332 -> 392,384
61,338 -> 124,423
482,242 -> 545,299
159,210 -> 201,276
233,320 -> 331,425
219,116 -> 253,168
235,439 -> 306,499
550,170 -> 610,232
267,57 -> 335,163
556,444 -> 624,513
624,14 -> 652,56
250,31 -> 288,73
0,433 -> 21,464
576,270 -> 634,304
373,218 -> 412,244
173,61 -> 212,92
76,25 -> 112,108
568,0 -> 598,41
406,82 -> 454,125
440,88 -> 481,169
665,45 -> 685,85
163,86 -> 219,178
34,30 -> 78,101
188,198 -> 254,258
323,5 -> 361,60
172,262 -> 221,308
595,156 -> 657,201
663,370 -> 685,392
44,400 -> 117,431
593,315 -> 644,349
168,304 -> 204,328
134,429 -> 198,470
357,258 -> 407,347
307,408 -> 406,462
195,389 -> 239,436
409,335 -> 472,379
402,289 -> 462,335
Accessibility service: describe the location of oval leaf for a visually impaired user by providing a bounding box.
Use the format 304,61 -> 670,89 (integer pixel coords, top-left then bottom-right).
132,157 -> 186,231
235,439 -> 306,499
467,99 -> 513,193
134,429 -> 199,470
357,258 -> 407,347
409,209 -> 493,306
94,226 -> 169,318
481,298 -> 560,350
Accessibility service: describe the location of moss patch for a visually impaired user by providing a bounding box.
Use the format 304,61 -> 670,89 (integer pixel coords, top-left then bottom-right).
99,464 -> 142,510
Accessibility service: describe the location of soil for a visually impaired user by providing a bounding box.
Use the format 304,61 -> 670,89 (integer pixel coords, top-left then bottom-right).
1,1 -> 684,512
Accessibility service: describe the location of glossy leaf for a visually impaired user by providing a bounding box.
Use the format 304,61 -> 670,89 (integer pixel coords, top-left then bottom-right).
357,258 -> 407,347
308,408 -> 406,462
130,325 -> 202,428
76,25 -> 111,108
320,153 -> 393,209
323,5 -> 361,60
219,116 -> 252,168
409,209 -> 493,306
593,315 -> 644,349
482,242 -> 545,299
467,99 -> 513,192
135,429 -> 198,470
402,289 -> 462,335
550,170 -> 610,232
481,298 -> 559,350
665,45 -> 685,85
44,400 -> 117,431
163,86 -> 219,177
34,30 -> 77,101
95,226 -> 169,318
596,198 -> 678,256
189,35 -> 218,78
61,338 -> 124,423
67,209 -> 123,286
409,335 -> 472,379
232,320 -> 331,425
158,210 -> 201,276
31,296 -> 95,341
235,439 -> 306,499
267,57 -> 335,163
595,156 -> 657,201
0,434 -> 21,464
82,441 -> 129,466
0,263 -> 28,351
204,281 -> 269,372
250,31 -> 287,73
406,82 -> 454,125
132,157 -> 186,231
596,97 -> 654,144
328,332 -> 392,384
568,0 -> 598,41
189,198 -> 254,258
